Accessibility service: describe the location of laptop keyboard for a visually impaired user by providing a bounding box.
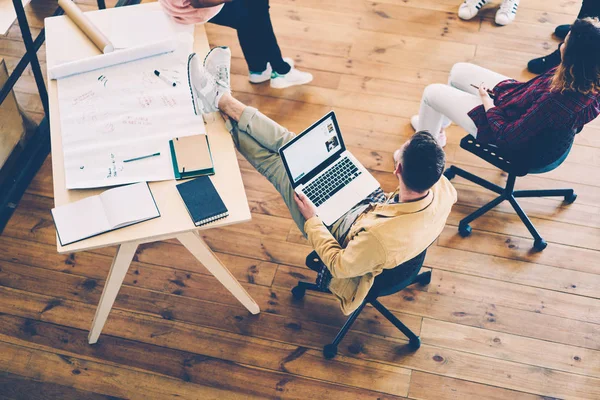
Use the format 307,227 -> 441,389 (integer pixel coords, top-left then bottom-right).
303,157 -> 362,207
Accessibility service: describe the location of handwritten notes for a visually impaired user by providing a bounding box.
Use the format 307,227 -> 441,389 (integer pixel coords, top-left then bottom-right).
57,37 -> 205,189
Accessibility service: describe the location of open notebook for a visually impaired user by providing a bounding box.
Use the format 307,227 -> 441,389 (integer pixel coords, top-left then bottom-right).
51,182 -> 160,246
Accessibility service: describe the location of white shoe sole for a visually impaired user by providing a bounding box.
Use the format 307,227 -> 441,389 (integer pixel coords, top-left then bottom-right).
270,74 -> 313,89
187,53 -> 202,116
249,58 -> 296,84
249,73 -> 271,84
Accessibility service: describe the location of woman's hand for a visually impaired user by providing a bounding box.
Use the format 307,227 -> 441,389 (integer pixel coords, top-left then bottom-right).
478,82 -> 495,111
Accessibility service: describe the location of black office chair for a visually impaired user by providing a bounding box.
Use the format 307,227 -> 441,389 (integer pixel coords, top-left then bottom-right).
444,133 -> 577,251
291,249 -> 431,359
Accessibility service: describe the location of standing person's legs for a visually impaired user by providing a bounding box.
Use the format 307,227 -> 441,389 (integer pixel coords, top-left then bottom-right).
579,0 -> 600,18
218,94 -> 307,233
209,0 -> 289,74
241,0 -> 289,74
417,63 -> 509,138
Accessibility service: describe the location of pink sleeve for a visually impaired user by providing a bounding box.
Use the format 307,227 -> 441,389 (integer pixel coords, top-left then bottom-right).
158,0 -> 223,25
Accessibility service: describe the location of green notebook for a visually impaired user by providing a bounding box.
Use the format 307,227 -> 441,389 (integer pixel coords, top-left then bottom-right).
169,134 -> 215,180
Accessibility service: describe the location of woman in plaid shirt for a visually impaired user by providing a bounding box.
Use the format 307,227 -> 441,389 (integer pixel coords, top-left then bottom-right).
411,18 -> 600,166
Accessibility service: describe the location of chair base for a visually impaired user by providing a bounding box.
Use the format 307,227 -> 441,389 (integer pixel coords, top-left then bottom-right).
444,165 -> 576,251
292,271 -> 431,359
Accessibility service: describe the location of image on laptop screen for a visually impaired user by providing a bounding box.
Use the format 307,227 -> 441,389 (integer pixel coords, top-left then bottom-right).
281,115 -> 342,183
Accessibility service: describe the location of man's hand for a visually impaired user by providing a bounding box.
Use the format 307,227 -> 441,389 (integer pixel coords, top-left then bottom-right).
294,192 -> 318,220
478,82 -> 495,111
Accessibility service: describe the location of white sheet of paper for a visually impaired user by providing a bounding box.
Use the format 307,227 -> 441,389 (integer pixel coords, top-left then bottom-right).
52,196 -> 110,245
100,182 -> 159,228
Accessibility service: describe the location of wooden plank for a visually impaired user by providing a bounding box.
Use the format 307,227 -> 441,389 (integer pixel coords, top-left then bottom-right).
448,204 -> 600,251
374,286 -> 600,351
3,285 -> 600,399
0,372 -> 119,400
421,319 -> 600,378
0,255 -> 422,339
0,315 -> 408,399
0,339 -> 260,400
426,243 -> 600,299
0,220 -> 279,287
438,227 -> 600,275
408,371 -> 547,400
0,286 -> 412,397
429,268 -> 600,324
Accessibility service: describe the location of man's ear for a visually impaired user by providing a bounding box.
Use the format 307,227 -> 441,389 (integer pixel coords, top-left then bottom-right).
395,161 -> 402,177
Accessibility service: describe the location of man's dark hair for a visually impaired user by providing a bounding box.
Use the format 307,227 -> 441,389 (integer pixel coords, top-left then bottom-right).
400,131 -> 445,193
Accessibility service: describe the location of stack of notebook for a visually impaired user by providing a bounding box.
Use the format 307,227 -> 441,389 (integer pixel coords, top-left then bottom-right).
176,176 -> 229,226
169,134 -> 215,179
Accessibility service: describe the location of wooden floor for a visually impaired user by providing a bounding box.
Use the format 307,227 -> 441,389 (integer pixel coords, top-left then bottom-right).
2,0 -> 600,398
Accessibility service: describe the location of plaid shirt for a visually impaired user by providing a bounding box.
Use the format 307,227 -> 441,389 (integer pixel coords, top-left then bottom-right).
468,67 -> 600,152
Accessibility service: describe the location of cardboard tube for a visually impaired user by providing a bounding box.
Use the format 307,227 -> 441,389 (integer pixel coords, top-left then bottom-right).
48,39 -> 178,79
58,0 -> 114,54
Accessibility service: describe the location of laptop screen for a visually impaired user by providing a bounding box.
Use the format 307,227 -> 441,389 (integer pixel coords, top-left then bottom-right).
280,113 -> 344,184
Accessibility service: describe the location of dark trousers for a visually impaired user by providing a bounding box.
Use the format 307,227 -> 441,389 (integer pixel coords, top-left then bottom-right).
579,0 -> 600,18
209,0 -> 289,74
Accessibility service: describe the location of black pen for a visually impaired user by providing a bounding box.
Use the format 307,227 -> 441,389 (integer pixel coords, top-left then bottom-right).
154,70 -> 176,87
470,83 -> 495,98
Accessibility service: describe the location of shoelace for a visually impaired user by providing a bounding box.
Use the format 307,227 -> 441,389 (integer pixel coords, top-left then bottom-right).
215,65 -> 229,87
498,0 -> 518,14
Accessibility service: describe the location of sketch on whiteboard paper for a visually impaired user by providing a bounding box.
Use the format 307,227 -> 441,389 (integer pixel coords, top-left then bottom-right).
57,36 -> 204,189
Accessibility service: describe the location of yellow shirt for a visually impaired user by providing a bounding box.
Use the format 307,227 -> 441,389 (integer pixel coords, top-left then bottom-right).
304,176 -> 457,315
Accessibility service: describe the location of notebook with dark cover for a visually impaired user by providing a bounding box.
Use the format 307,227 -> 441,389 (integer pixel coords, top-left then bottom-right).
176,176 -> 229,226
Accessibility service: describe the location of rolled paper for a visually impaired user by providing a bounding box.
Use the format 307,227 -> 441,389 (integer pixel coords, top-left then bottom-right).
48,39 -> 177,79
58,0 -> 114,54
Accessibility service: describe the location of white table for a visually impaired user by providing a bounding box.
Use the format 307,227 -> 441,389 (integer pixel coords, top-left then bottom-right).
45,3 -> 258,344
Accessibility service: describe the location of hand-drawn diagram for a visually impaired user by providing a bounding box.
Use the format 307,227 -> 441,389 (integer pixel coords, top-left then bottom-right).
57,40 -> 205,189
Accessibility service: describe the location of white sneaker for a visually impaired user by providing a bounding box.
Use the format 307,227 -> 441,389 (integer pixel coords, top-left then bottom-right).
203,46 -> 231,87
458,0 -> 488,20
496,0 -> 519,25
270,67 -> 313,89
187,52 -> 230,115
410,115 -> 448,147
249,57 -> 295,84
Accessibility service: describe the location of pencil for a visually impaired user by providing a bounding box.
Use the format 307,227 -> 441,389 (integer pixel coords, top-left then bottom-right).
123,152 -> 161,163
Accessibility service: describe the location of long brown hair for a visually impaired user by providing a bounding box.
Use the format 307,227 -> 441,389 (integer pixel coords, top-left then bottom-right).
552,17 -> 600,94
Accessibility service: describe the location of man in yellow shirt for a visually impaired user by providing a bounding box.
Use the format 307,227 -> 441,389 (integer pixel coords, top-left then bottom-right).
189,50 -> 457,315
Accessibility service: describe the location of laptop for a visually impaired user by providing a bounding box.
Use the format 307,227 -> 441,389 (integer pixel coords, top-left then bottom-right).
279,111 -> 380,226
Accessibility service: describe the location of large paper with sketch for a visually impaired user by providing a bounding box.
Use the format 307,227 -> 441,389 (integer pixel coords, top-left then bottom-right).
52,7 -> 204,189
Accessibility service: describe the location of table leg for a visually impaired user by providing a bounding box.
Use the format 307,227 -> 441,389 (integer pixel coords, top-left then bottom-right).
177,231 -> 260,314
88,242 -> 138,344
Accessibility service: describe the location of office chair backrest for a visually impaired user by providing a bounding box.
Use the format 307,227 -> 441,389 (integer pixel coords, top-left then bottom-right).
371,249 -> 427,297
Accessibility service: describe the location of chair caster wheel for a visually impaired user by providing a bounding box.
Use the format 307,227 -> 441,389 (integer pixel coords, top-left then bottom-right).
409,337 -> 421,350
564,192 -> 577,204
291,286 -> 306,300
533,239 -> 547,251
323,344 -> 338,359
443,168 -> 456,180
458,224 -> 472,237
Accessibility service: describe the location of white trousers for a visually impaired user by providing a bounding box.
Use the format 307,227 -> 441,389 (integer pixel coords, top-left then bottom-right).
417,63 -> 510,138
